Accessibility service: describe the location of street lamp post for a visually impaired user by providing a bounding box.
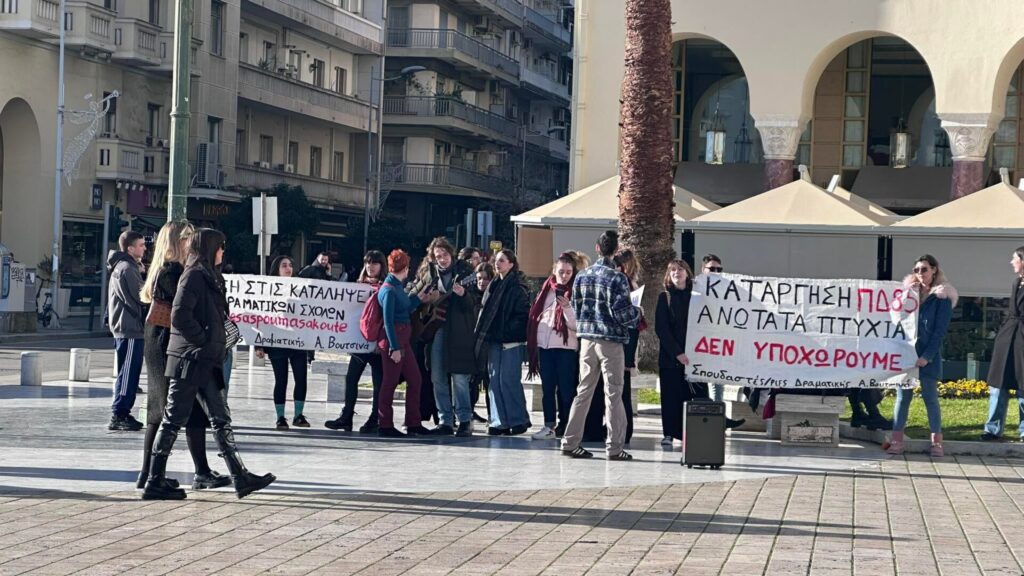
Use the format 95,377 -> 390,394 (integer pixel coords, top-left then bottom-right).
362,65 -> 425,253
167,0 -> 194,221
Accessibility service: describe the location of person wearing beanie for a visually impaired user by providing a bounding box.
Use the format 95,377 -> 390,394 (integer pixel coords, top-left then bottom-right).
377,249 -> 437,437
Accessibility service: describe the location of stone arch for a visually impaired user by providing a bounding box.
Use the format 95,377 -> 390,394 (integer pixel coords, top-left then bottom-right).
800,31 -> 938,125
991,36 -> 1024,121
0,98 -> 44,262
669,34 -> 757,164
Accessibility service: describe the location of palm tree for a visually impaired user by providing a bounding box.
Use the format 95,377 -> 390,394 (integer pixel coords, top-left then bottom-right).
618,0 -> 675,370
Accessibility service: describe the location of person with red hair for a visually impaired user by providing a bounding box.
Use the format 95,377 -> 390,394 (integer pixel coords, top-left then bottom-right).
376,249 -> 435,437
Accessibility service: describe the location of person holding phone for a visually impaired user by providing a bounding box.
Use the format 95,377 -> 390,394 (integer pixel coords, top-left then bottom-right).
527,252 -> 580,440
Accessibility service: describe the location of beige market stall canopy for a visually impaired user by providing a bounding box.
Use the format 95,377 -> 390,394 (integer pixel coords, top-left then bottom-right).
687,179 -> 891,279
830,185 -> 902,225
889,182 -> 1024,297
513,176 -> 719,275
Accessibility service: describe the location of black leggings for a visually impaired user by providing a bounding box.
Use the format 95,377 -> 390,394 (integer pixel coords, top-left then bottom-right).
270,348 -> 308,405
342,352 -> 383,422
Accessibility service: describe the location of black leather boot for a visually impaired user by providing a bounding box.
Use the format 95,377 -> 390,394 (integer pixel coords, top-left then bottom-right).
214,427 -> 276,499
142,427 -> 187,500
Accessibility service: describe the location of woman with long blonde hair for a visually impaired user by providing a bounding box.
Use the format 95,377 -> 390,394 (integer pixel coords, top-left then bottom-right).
137,221 -> 230,491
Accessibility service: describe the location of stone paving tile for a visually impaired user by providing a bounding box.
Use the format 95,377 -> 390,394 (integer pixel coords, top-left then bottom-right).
10,455 -> 1024,574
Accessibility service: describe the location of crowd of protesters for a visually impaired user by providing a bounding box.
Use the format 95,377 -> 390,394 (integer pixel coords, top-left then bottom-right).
110,217 -> 1015,498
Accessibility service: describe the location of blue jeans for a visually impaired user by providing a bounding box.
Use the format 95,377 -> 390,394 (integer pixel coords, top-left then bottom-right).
984,386 -> 1024,437
112,337 -> 144,417
487,343 -> 530,429
893,377 -> 941,433
538,348 -> 576,427
430,327 -> 472,427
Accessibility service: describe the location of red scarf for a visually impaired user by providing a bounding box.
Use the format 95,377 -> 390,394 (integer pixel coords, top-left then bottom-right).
527,276 -> 572,379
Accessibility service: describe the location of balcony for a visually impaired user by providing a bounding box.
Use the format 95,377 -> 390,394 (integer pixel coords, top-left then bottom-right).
234,164 -> 364,209
523,5 -> 571,50
0,0 -> 60,39
238,63 -> 371,130
154,33 -> 203,77
242,0 -> 382,54
143,145 -> 170,185
383,96 -> 518,144
386,28 -> 519,84
526,131 -> 569,162
111,18 -> 161,66
63,1 -> 115,54
385,163 -> 512,199
446,0 -> 523,26
520,65 -> 570,104
95,137 -> 145,181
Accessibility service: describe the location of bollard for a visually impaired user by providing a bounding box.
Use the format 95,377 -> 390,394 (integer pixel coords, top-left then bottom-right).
69,348 -> 91,382
20,352 -> 41,386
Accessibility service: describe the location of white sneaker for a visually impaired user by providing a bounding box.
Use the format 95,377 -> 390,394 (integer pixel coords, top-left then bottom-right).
661,436 -> 673,446
531,426 -> 556,440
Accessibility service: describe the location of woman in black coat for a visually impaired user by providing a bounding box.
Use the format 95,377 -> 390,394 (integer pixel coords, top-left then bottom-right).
655,259 -> 705,446
475,249 -> 532,435
325,250 -> 387,433
982,246 -> 1024,441
141,228 -> 275,500
136,221 -> 229,491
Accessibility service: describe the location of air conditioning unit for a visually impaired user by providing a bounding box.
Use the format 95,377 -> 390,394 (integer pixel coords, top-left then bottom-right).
284,164 -> 295,173
195,142 -> 221,185
259,161 -> 271,169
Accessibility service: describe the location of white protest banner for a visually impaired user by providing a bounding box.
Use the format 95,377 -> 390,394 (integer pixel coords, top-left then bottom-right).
686,273 -> 920,389
225,274 -> 374,353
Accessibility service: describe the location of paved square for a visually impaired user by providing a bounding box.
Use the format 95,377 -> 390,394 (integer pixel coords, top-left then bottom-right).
2,345 -> 1024,575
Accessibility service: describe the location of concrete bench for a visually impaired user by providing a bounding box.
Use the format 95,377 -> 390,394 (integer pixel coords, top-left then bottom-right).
767,394 -> 846,446
722,385 -> 766,432
522,368 -> 655,416
310,360 -> 349,403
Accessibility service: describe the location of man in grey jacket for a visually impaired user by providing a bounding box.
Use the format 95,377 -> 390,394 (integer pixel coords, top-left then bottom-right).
108,230 -> 147,431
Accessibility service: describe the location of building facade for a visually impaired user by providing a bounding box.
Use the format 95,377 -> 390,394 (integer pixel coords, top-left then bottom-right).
570,0 -> 1024,379
573,0 -> 1024,206
379,0 -> 572,246
0,0 -> 383,312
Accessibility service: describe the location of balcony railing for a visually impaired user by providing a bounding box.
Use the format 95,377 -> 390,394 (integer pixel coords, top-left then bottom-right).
382,96 -> 519,141
386,162 -> 513,197
0,0 -> 60,38
524,5 -> 571,47
235,164 -> 363,208
386,28 -> 519,78
520,65 -> 570,102
247,0 -> 382,53
64,1 -> 115,53
112,18 -> 161,66
238,63 -> 371,129
96,137 -> 145,180
526,131 -> 569,160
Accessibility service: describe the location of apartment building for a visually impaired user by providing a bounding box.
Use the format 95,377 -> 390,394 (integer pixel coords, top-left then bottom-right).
380,0 -> 572,245
0,0 -> 383,313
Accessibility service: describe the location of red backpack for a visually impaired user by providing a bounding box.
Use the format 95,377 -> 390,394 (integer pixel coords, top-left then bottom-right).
359,282 -> 396,342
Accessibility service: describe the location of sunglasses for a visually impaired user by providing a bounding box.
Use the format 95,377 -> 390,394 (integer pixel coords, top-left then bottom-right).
912,266 -> 931,273
705,266 -> 723,273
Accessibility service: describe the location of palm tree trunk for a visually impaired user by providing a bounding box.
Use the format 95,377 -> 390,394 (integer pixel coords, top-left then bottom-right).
618,0 -> 676,372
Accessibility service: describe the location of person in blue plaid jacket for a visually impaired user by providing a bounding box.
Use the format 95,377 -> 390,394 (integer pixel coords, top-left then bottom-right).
560,230 -> 642,461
